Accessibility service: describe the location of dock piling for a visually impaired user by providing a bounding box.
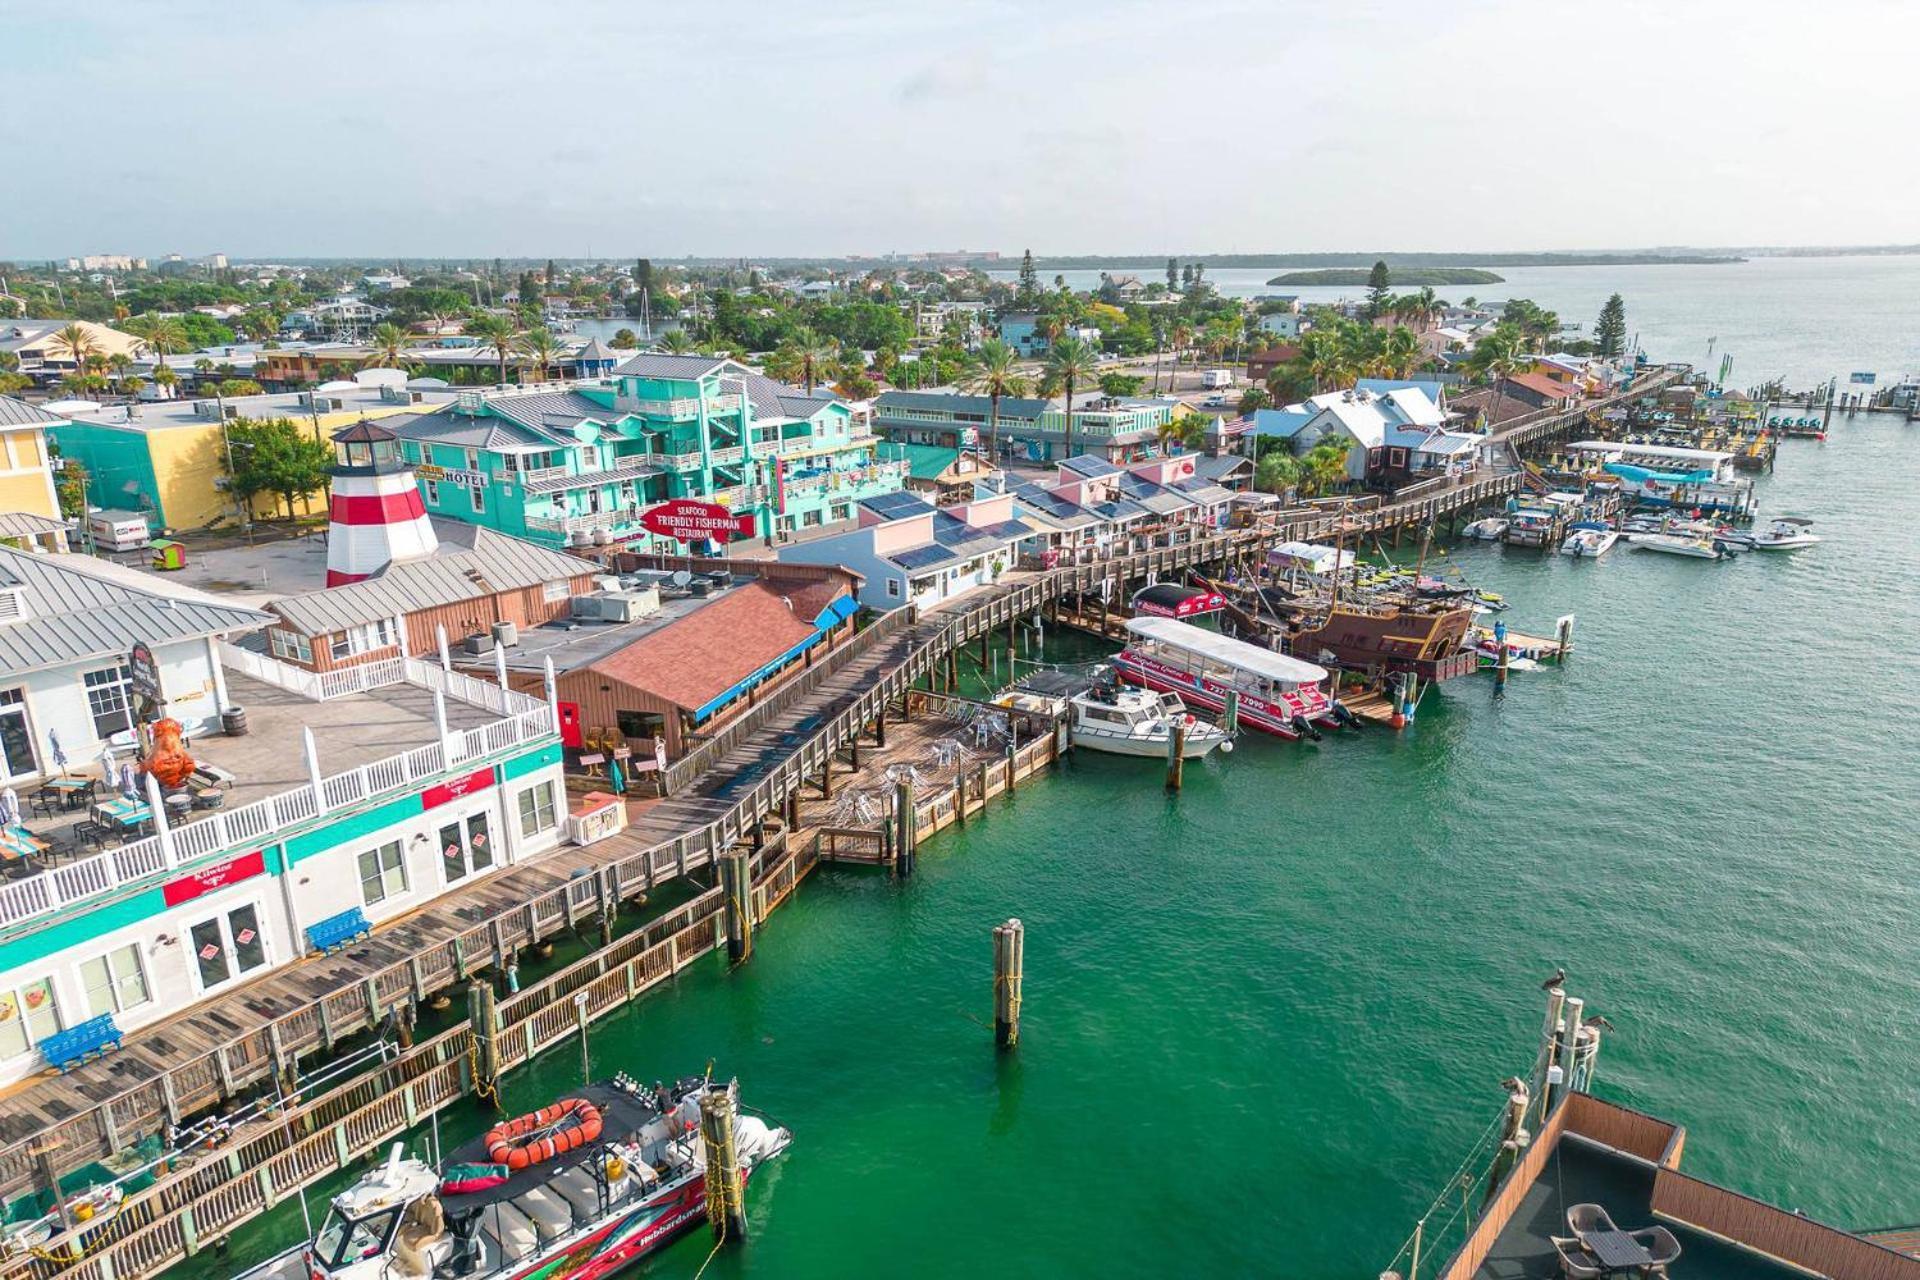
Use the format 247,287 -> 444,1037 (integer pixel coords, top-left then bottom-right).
993,917 -> 1024,1050
698,1086 -> 748,1244
1165,719 -> 1186,791
722,848 -> 753,964
467,980 -> 499,1100
1222,690 -> 1240,737
893,779 -> 916,878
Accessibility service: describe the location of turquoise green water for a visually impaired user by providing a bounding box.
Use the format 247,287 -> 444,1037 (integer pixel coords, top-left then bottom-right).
195,415 -> 1920,1278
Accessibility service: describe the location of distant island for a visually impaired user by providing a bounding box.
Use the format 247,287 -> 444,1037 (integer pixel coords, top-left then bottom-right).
1266,267 -> 1505,287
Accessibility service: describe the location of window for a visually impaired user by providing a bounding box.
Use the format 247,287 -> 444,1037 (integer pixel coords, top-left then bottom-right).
469,485 -> 485,514
83,665 -> 133,739
464,448 -> 481,471
616,710 -> 664,741
422,478 -> 441,505
517,782 -> 557,838
830,503 -> 850,522
188,904 -> 269,991
357,840 -> 408,906
439,811 -> 495,884
0,687 -> 35,780
0,977 -> 61,1060
80,943 -> 150,1017
330,620 -> 397,661
543,579 -> 570,603
885,578 -> 902,598
270,630 -> 314,664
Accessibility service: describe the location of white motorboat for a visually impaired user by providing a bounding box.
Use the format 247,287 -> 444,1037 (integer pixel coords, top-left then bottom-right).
1461,517 -> 1509,541
1559,523 -> 1620,558
1070,683 -> 1232,758
1628,532 -> 1723,560
1752,515 -> 1821,550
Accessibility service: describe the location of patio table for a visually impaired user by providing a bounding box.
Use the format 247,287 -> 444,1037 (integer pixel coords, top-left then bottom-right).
1582,1229 -> 1654,1274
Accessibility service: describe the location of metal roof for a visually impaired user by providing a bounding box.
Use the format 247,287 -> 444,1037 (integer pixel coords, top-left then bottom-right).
387,413 -> 549,450
610,353 -> 727,379
0,546 -> 272,676
874,390 -> 1052,420
484,390 -> 618,437
268,522 -> 593,634
0,512 -> 68,538
1122,616 -> 1328,686
0,396 -> 64,428
1008,483 -> 1100,530
520,460 -> 665,493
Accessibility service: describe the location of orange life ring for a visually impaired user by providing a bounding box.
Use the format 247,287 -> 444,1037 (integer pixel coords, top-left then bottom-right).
483,1099 -> 603,1171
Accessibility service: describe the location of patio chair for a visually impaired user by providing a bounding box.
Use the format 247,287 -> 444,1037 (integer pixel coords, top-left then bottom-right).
1567,1204 -> 1618,1237
29,787 -> 61,820
1630,1225 -> 1682,1274
1550,1236 -> 1601,1280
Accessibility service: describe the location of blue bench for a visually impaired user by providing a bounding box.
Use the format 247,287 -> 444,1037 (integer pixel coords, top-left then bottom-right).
306,906 -> 372,955
40,1014 -> 123,1073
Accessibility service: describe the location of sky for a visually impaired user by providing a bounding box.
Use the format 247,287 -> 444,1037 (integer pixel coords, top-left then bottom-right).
5,0 -> 1917,260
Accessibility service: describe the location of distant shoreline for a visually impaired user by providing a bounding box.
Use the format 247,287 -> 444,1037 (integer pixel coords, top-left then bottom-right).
1265,267 -> 1505,287
1021,251 -> 1743,271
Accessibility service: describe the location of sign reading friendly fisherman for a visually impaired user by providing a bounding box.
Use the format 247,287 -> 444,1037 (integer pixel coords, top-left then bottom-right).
639,498 -> 757,543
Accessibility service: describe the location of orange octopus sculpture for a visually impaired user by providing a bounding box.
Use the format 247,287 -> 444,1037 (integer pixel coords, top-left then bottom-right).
143,718 -> 197,790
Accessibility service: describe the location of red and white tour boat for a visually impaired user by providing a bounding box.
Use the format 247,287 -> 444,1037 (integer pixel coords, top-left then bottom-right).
1112,616 -> 1333,740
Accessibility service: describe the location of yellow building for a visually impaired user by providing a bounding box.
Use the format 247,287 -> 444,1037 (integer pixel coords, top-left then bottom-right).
0,319 -> 148,371
45,386 -> 448,532
0,397 -> 65,548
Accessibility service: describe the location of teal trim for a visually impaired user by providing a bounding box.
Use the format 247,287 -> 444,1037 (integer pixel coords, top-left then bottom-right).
0,888 -> 168,972
501,742 -> 562,780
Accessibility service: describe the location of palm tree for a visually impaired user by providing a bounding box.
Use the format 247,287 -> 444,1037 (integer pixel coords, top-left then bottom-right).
49,323 -> 98,373
659,330 -> 697,355
793,329 -> 837,396
107,353 -> 133,379
138,316 -> 188,361
514,327 -> 565,382
1038,336 -> 1100,460
469,314 -> 520,385
1169,322 -> 1193,380
1479,331 -> 1525,426
1155,412 -> 1205,453
1297,328 -> 1349,393
1382,326 -> 1423,378
960,339 -> 1029,464
1301,441 -> 1351,497
364,323 -> 409,369
1254,449 -> 1301,497
151,363 -> 179,397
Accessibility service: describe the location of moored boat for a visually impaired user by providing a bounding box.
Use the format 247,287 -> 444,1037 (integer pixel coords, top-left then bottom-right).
1069,681 -> 1232,758
1558,523 -> 1620,558
1461,517 -> 1508,541
1752,515 -> 1821,550
1112,616 -> 1332,740
253,1075 -> 789,1280
1627,532 -> 1724,560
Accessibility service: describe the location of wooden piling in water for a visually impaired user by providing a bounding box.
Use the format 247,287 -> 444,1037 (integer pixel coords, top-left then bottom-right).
722,848 -> 753,964
1165,719 -> 1186,791
894,779 -> 917,878
699,1086 -> 748,1244
467,980 -> 499,1098
993,917 -> 1024,1050
1222,689 -> 1240,736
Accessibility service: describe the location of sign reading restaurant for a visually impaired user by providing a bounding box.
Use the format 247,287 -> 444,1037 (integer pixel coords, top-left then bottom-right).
638,498 -> 757,543
162,849 -> 267,906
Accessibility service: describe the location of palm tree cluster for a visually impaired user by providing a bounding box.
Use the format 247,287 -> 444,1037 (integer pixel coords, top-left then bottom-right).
1265,317 -> 1429,402
1253,439 -> 1350,499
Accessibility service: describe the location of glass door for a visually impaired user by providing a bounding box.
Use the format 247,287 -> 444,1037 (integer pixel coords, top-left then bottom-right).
438,811 -> 496,884
0,690 -> 35,782
188,903 -> 270,992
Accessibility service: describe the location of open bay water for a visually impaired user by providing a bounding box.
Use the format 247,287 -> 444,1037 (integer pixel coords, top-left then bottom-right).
991,253 -> 1920,389
500,421 -> 1917,1277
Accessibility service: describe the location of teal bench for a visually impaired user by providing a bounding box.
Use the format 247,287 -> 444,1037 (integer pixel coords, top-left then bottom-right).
306,906 -> 372,955
40,1014 -> 123,1072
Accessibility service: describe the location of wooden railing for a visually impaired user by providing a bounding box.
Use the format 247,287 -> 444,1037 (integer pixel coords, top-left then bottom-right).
1651,1171 -> 1920,1280
1437,1095 -> 1571,1280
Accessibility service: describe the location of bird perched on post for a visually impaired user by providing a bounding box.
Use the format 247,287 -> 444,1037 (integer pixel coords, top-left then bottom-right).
1585,1015 -> 1615,1032
1541,967 -> 1566,991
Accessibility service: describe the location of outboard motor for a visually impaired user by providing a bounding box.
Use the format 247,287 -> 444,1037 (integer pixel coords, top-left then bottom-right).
1331,701 -> 1361,730
1290,714 -> 1323,742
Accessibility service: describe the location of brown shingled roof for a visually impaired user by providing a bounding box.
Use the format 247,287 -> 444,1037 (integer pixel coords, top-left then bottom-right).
590,579 -> 850,714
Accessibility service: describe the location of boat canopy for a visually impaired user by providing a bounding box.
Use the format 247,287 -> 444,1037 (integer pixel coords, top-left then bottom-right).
1130,583 -> 1226,619
1123,616 -> 1329,685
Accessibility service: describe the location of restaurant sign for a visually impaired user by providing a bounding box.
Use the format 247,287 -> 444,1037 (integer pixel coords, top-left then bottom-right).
129,640 -> 163,723
638,498 -> 756,543
162,849 -> 267,907
421,765 -> 495,810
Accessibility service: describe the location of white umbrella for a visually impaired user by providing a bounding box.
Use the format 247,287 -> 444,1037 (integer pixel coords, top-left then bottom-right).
47,729 -> 68,776
99,746 -> 117,784
120,763 -> 138,799
0,789 -> 18,828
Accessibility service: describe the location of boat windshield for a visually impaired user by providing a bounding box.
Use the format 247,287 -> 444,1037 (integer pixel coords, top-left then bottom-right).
313,1204 -> 401,1271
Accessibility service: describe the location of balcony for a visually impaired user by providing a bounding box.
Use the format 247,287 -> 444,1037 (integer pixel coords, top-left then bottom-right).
709,445 -> 745,467
524,507 -> 643,535
0,655 -> 556,935
623,395 -> 703,419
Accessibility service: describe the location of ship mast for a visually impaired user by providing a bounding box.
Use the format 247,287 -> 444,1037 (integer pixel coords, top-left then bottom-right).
1409,517 -> 1434,607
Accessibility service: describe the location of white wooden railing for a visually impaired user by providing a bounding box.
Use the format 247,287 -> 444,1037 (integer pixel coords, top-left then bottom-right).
0,660 -> 556,932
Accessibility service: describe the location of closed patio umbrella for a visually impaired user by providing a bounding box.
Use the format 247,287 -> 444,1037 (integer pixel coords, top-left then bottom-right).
608,758 -> 626,796
0,789 -> 18,828
120,763 -> 139,799
47,729 -> 67,776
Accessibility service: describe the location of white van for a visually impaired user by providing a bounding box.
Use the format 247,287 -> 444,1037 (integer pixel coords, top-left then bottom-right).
1200,369 -> 1235,390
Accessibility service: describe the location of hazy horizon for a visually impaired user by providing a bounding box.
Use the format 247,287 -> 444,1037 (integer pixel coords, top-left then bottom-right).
8,0 -> 1915,260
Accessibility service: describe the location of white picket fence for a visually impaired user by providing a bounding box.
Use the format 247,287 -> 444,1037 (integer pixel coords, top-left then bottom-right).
0,654 -> 556,930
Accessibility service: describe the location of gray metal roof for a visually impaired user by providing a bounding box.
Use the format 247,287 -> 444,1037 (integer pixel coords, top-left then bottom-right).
874,390 -> 1052,420
268,521 -> 594,634
484,390 -> 617,438
1194,453 -> 1254,483
0,512 -> 69,538
387,413 -> 548,450
520,460 -> 664,493
0,395 -> 64,428
0,547 -> 272,676
611,353 -> 727,379
777,393 -> 838,419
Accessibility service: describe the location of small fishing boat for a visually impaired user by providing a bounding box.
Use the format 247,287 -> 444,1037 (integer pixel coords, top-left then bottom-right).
1752,515 -> 1821,550
248,1075 -> 789,1280
1559,523 -> 1620,558
1461,517 -> 1509,541
1069,681 -> 1232,758
1628,532 -> 1724,560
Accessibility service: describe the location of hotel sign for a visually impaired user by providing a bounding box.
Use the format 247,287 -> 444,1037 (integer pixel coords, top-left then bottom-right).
639,498 -> 757,543
417,464 -> 488,486
162,849 -> 267,906
421,765 -> 496,810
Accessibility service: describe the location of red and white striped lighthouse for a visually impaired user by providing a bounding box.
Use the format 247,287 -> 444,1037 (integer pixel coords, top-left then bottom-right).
326,420 -> 437,586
